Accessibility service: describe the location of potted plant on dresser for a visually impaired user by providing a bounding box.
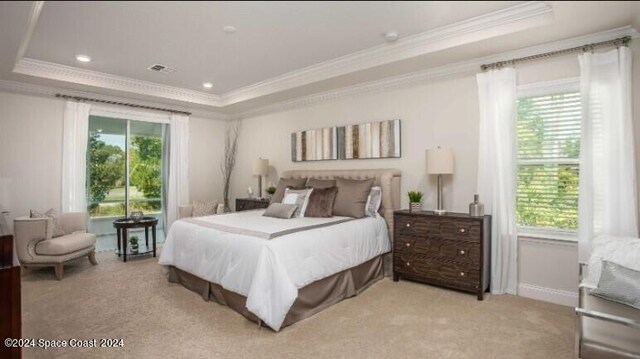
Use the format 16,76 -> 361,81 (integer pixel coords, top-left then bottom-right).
407,191 -> 423,213
266,186 -> 277,200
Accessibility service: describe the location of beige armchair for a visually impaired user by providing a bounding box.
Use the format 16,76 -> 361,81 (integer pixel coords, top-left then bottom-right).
14,212 -> 97,280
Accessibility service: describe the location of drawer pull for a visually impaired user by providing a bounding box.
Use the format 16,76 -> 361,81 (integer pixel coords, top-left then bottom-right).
406,223 -> 411,227
406,243 -> 411,247
460,272 -> 466,277
459,250 -> 466,255
406,262 -> 410,267
458,228 -> 466,233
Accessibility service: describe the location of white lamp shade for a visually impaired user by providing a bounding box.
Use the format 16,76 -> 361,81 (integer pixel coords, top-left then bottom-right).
426,148 -> 454,174
253,158 -> 269,176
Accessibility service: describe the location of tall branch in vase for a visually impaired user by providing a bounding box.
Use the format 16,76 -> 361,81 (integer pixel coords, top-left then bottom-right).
221,121 -> 240,212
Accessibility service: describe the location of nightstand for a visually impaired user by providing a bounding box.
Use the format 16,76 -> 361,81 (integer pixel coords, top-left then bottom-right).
393,210 -> 491,300
235,198 -> 270,212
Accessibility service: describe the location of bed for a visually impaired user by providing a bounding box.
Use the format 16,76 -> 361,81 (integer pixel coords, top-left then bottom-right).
159,169 -> 401,331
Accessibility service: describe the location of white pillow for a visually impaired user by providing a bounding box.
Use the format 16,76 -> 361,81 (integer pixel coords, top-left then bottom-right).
585,235 -> 640,287
283,188 -> 313,218
364,186 -> 382,217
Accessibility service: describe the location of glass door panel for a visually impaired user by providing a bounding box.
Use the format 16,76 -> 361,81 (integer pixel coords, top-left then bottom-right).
87,116 -> 166,252
128,120 -> 165,232
87,116 -> 127,248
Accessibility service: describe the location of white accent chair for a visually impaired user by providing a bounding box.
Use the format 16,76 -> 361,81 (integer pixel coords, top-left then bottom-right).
14,212 -> 97,280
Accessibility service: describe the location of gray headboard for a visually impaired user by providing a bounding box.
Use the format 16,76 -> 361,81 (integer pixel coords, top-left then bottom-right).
280,168 -> 401,240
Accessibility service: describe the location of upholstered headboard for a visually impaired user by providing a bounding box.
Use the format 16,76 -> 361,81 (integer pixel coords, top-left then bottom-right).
280,169 -> 402,240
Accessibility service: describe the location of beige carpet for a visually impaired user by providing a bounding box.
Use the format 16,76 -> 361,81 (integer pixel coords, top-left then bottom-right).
22,251 -> 575,359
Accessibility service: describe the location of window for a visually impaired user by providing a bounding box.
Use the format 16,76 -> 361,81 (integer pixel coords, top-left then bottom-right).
516,84 -> 580,235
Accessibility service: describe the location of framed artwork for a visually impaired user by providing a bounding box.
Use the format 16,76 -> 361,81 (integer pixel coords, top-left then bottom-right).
338,119 -> 401,159
291,127 -> 338,162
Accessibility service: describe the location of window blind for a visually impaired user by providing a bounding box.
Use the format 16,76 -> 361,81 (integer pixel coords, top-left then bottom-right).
516,91 -> 581,231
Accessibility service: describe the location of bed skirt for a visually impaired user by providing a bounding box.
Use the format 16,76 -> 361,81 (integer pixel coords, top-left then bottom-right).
167,255 -> 384,330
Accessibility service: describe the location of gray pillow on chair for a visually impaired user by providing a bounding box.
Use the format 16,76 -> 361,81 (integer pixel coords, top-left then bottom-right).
590,260 -> 640,310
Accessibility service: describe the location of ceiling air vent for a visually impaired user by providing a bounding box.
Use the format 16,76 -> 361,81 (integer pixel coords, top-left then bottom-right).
147,64 -> 175,74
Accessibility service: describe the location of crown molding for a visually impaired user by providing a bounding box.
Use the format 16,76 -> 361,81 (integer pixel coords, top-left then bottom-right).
235,26 -> 637,119
12,1 -> 552,108
13,58 -> 223,107
220,1 -> 553,105
14,1 -> 44,65
0,79 -> 229,121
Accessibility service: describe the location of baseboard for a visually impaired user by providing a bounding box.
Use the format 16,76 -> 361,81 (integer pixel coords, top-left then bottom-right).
518,283 -> 578,307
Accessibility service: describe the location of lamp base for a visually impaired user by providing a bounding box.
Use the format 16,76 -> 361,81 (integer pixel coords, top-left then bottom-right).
433,209 -> 447,216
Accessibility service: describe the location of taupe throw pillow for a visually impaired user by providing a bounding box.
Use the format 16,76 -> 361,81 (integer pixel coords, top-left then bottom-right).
333,177 -> 374,218
30,208 -> 65,237
306,178 -> 336,189
305,187 -> 339,218
270,178 -> 307,204
262,203 -> 298,219
591,260 -> 640,310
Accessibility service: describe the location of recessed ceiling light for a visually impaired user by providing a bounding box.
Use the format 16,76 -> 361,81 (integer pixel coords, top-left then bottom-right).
384,31 -> 399,42
202,82 -> 213,89
75,54 -> 92,63
223,25 -> 237,34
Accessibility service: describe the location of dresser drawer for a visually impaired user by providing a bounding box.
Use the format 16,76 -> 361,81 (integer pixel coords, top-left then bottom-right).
394,236 -> 480,266
395,215 -> 441,238
439,220 -> 482,242
394,254 -> 480,289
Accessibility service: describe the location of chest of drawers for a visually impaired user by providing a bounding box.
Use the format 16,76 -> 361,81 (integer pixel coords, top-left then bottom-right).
236,198 -> 270,212
393,210 -> 491,300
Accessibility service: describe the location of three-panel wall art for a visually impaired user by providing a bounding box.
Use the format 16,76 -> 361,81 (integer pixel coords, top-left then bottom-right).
291,119 -> 401,162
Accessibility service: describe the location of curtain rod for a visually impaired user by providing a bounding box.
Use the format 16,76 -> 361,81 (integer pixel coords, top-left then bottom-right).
480,36 -> 631,71
55,94 -> 191,116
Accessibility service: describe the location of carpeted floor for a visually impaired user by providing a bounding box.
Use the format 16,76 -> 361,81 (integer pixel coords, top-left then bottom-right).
21,251 -> 575,359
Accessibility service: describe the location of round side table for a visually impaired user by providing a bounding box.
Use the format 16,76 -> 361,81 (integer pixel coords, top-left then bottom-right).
112,217 -> 158,262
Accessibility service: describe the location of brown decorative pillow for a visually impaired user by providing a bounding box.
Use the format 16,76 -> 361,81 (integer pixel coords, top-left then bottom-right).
306,178 -> 336,189
270,178 -> 307,204
333,178 -> 375,218
304,187 -> 339,218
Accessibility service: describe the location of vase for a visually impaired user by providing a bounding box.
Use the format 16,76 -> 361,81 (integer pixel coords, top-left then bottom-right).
410,202 -> 421,213
469,194 -> 484,217
131,243 -> 139,254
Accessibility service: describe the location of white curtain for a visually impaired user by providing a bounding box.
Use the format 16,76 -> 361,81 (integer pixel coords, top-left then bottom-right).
476,68 -> 518,295
166,114 -> 190,228
578,47 -> 638,262
62,101 -> 91,212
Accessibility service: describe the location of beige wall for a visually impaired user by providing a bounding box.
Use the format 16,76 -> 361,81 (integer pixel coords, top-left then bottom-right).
0,91 -> 227,217
232,41 -> 640,305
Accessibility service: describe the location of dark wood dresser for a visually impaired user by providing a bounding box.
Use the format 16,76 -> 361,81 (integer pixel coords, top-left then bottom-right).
393,210 -> 491,300
0,235 -> 21,359
235,198 -> 270,212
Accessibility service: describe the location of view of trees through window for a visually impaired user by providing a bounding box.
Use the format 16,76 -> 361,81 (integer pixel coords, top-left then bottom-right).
87,117 -> 164,218
516,91 -> 580,231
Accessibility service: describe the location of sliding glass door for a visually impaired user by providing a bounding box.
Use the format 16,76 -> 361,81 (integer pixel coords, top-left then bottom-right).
87,116 -> 166,251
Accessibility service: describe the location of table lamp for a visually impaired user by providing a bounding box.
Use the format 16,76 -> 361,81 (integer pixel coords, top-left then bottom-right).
253,158 -> 269,198
426,147 -> 454,215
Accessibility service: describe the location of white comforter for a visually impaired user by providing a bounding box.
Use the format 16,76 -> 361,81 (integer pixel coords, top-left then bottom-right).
159,210 -> 390,331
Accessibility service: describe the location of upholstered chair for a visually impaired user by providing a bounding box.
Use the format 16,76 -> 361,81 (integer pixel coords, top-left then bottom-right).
576,237 -> 640,358
178,200 -> 221,219
14,212 -> 97,280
